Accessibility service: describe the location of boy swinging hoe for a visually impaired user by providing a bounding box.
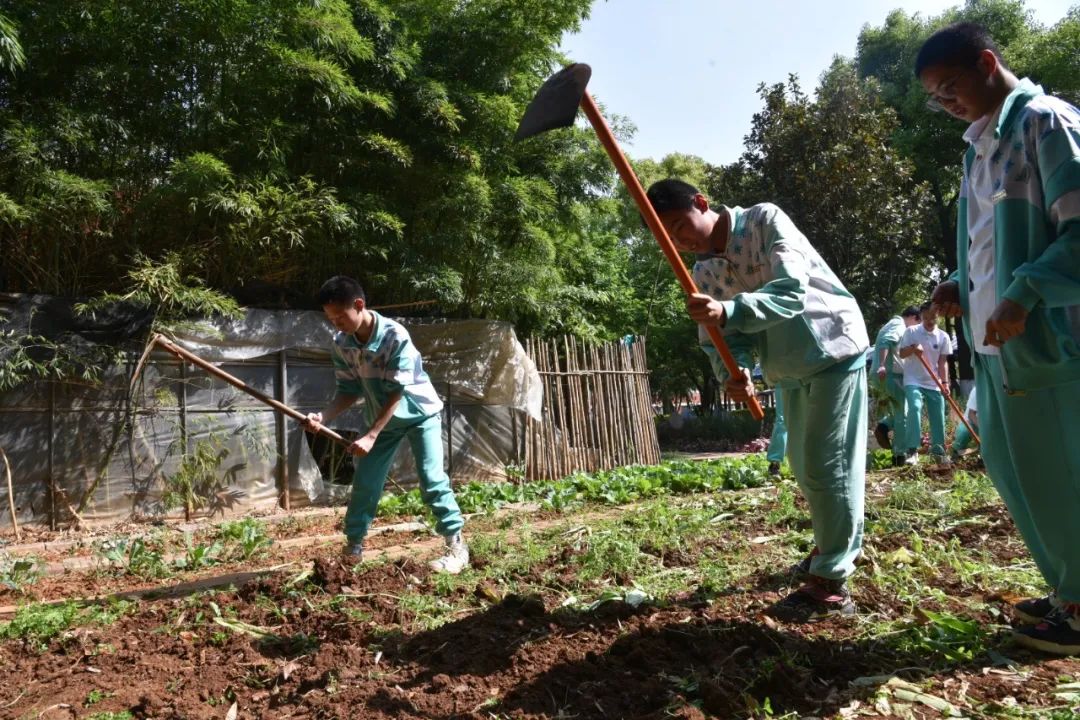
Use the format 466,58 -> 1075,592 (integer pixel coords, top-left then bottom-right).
303,276 -> 469,574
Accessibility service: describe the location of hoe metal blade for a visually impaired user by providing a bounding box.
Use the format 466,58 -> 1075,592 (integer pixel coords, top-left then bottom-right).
514,63 -> 592,141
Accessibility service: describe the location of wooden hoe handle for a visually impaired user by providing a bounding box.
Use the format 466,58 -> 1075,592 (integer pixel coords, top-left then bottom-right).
153,335 -> 353,449
578,93 -> 764,420
915,352 -> 980,446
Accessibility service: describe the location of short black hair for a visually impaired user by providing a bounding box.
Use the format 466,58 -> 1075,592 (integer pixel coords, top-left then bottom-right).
901,305 -> 921,318
915,22 -> 1005,77
316,276 -> 366,306
919,301 -> 934,314
645,178 -> 702,214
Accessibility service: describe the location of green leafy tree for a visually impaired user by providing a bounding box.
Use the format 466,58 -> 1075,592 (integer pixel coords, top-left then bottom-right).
726,62 -> 933,332
1009,6 -> 1080,107
616,154 -> 723,411
0,0 -> 624,343
855,0 -> 1078,374
0,12 -> 23,73
855,0 -> 1076,272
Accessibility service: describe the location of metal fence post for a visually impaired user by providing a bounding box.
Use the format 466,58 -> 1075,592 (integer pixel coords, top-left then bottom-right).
276,349 -> 289,510
47,380 -> 56,531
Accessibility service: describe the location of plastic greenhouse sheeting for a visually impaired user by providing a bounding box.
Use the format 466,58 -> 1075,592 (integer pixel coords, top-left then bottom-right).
0,295 -> 542,527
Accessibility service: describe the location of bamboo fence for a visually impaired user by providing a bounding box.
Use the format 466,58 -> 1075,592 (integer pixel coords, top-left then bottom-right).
524,336 -> 661,481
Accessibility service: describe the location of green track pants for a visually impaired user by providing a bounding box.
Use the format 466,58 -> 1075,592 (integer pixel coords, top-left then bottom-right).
781,365 -> 867,581
975,354 -> 1080,604
345,413 -> 464,545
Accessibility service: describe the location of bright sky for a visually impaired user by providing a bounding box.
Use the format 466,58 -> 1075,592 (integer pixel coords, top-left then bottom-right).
559,0 -> 1075,165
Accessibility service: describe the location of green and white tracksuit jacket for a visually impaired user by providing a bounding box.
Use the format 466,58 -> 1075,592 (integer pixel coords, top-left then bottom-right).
954,79 -> 1080,392
953,80 -> 1080,603
693,203 -> 869,386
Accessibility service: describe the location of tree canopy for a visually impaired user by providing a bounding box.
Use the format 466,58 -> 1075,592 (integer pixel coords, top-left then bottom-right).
1,0 -> 1078,407
0,0 -> 628,338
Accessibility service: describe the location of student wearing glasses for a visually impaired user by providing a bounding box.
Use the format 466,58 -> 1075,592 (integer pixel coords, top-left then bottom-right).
920,22 -> 1080,655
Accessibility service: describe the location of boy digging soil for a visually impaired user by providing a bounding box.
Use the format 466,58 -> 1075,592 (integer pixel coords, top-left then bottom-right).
897,302 -> 954,466
304,276 -> 469,573
647,179 -> 869,623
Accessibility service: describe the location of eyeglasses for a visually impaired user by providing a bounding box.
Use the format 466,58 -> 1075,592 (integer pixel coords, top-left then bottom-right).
925,72 -> 964,113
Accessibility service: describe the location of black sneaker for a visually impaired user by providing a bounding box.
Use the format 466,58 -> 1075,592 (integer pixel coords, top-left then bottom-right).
892,454 -> 905,468
341,542 -> 364,561
1013,593 -> 1058,625
766,577 -> 856,623
1013,606 -> 1080,655
768,461 -> 782,478
874,422 -> 892,451
788,547 -> 819,579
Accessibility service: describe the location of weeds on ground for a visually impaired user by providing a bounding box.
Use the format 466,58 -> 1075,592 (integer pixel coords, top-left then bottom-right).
95,536 -> 170,579
868,448 -> 895,471
0,599 -> 134,651
216,517 -> 272,560
84,689 -> 113,706
0,554 -> 42,592
174,533 -> 224,570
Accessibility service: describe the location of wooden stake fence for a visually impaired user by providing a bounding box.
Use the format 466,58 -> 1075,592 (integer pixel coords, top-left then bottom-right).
525,336 -> 660,481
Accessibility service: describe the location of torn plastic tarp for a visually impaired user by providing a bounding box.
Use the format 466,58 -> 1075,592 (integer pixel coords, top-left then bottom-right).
0,295 -> 541,527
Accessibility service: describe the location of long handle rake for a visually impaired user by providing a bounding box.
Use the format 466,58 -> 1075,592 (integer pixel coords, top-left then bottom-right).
915,353 -> 980,446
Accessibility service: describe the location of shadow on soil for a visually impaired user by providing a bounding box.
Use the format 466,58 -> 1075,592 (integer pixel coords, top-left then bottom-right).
368,589 -> 999,719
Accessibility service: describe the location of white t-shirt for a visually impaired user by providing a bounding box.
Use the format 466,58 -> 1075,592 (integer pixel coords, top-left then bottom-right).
963,104 -> 1004,356
900,324 -> 953,390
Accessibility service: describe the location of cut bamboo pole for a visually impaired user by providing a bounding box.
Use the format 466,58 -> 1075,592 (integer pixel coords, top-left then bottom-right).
639,341 -> 661,463
593,342 -> 611,470
572,338 -> 591,471
542,340 -> 556,480
554,343 -> 564,478
565,336 -> 585,471
2,448 -> 19,542
562,336 -> 576,470
525,338 -> 533,481
611,344 -> 626,467
610,344 -> 629,466
583,344 -> 599,472
624,344 -> 642,464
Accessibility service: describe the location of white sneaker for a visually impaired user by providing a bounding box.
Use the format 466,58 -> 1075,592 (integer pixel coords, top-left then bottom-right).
903,451 -> 920,466
429,532 -> 469,574
342,542 -> 364,560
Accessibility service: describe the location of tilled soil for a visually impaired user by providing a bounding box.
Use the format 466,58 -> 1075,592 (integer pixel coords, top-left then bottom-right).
2,551 -> 1078,718
2,471 -> 1078,719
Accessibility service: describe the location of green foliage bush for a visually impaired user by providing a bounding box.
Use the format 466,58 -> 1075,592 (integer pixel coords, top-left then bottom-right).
378,455 -> 769,519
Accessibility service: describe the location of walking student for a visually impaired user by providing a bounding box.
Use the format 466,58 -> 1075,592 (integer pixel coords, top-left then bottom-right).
871,306 -> 921,466
898,302 -> 954,466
